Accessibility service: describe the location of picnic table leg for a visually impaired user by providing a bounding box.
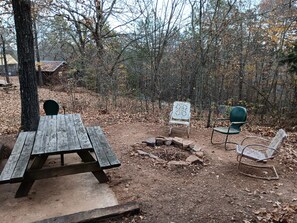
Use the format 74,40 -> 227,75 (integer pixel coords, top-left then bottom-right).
15,155 -> 48,198
77,151 -> 109,183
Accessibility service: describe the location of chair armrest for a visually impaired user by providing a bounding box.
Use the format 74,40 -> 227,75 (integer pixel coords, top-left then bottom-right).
231,121 -> 246,125
240,136 -> 270,146
212,118 -> 229,127
241,144 -> 271,152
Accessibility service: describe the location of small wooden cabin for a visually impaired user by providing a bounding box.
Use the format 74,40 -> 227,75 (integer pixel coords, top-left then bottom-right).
36,61 -> 67,84
0,54 -> 18,76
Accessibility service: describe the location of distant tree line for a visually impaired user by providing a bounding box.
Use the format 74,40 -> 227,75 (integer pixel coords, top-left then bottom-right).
1,0 -> 297,129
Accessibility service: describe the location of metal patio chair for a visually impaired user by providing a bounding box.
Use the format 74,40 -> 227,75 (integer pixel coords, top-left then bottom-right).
169,101 -> 191,138
211,106 -> 247,150
236,129 -> 287,180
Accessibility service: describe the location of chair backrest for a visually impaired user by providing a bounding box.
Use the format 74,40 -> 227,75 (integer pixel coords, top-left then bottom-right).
171,101 -> 191,121
230,106 -> 247,130
43,100 -> 59,115
266,129 -> 287,157
217,105 -> 233,117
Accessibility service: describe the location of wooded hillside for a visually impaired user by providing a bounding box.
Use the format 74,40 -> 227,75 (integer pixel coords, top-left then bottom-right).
0,0 -> 296,126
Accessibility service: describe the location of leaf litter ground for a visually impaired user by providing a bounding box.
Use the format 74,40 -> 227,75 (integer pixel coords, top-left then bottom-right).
0,77 -> 297,223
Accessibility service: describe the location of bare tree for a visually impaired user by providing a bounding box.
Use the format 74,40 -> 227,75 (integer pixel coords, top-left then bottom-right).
0,34 -> 10,83
12,0 -> 40,131
135,0 -> 185,110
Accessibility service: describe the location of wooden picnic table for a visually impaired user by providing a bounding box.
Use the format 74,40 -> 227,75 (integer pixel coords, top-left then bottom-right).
0,114 -> 120,198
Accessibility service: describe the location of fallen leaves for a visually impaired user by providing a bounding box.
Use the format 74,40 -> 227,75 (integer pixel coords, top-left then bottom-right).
0,77 -> 296,173
253,203 -> 297,223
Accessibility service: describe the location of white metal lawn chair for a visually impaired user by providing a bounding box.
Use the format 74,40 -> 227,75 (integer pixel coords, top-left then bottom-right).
169,101 -> 191,138
236,129 -> 287,180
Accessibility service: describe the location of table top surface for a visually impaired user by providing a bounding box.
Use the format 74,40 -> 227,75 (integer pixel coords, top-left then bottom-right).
32,114 -> 93,155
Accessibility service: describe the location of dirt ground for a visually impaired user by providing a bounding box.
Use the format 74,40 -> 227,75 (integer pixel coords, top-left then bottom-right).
0,77 -> 297,223
100,123 -> 297,223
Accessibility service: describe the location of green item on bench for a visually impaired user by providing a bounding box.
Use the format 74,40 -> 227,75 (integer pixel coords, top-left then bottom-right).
43,99 -> 59,115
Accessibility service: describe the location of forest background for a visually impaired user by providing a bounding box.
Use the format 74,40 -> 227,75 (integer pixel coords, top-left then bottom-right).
0,0 -> 297,128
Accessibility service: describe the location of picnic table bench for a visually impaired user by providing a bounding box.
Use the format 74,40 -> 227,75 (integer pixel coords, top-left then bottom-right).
0,114 -> 120,198
0,131 -> 35,183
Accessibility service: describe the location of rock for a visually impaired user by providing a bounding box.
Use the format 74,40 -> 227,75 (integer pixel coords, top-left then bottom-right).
168,160 -> 188,166
156,136 -> 166,146
164,137 -> 173,146
137,150 -> 149,156
182,139 -> 194,149
136,150 -> 164,162
131,143 -> 145,149
142,138 -> 156,147
188,143 -> 195,149
186,155 -> 203,164
172,137 -> 184,148
194,151 -> 204,158
191,145 -> 202,152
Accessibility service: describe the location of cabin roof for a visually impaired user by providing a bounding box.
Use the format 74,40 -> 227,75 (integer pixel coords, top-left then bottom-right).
36,61 -> 66,72
0,54 -> 18,65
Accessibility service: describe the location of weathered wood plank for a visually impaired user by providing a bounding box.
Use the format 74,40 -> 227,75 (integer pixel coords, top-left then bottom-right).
15,155 -> 48,198
93,126 -> 121,167
86,127 -> 110,168
72,114 -> 92,149
77,151 -> 109,183
11,132 -> 36,181
34,201 -> 140,223
41,116 -> 52,154
0,132 -> 29,183
65,114 -> 80,151
56,114 -> 68,152
11,132 -> 27,155
25,161 -> 100,180
45,116 -> 58,153
0,154 -> 19,183
32,116 -> 47,155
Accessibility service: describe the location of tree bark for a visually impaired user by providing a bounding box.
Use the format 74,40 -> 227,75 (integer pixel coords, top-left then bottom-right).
33,14 -> 43,86
0,34 -> 10,83
12,0 -> 40,131
238,21 -> 244,101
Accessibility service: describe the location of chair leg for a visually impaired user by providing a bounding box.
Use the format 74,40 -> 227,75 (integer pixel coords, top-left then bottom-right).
237,155 -> 279,180
211,130 -> 236,150
169,126 -> 172,136
210,129 -> 215,144
224,134 -> 229,150
187,126 -> 190,138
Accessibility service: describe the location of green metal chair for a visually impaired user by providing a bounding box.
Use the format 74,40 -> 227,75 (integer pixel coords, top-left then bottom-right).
211,106 -> 247,150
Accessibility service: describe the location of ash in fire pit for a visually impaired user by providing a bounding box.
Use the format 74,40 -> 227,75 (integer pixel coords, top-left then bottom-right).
155,147 -> 188,162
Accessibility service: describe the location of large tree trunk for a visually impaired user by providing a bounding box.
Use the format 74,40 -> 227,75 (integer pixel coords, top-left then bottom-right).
12,0 -> 40,131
